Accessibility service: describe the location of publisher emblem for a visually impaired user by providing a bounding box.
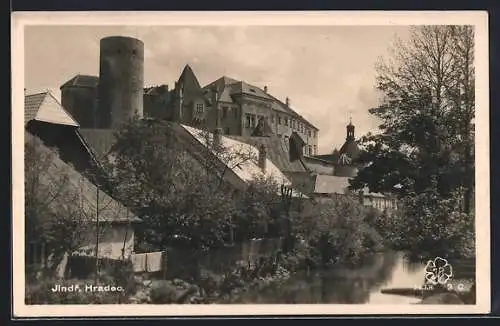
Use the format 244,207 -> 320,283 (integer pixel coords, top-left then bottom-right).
424,257 -> 453,285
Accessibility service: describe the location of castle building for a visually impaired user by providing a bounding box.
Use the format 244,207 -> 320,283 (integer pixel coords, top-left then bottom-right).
55,35 -> 395,211
60,64 -> 320,158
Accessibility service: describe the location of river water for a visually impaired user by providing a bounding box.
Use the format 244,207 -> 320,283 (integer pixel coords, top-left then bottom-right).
233,251 -> 474,304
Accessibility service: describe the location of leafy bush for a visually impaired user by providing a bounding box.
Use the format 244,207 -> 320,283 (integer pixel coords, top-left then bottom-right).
293,196 -> 385,267
375,189 -> 475,259
149,282 -> 179,304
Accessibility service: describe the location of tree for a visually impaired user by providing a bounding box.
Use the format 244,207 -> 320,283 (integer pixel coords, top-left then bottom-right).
350,26 -> 474,214
104,118 -> 282,252
25,135 -> 111,278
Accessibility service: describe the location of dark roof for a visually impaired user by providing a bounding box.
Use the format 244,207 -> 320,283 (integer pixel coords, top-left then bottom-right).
303,155 -> 335,165
24,91 -> 79,127
178,65 -> 202,90
203,75 -> 318,131
226,134 -> 307,174
144,85 -> 169,96
203,76 -> 273,103
60,75 -> 99,89
78,129 -> 117,159
25,131 -> 141,223
25,92 -> 46,124
267,94 -> 318,131
338,140 -> 361,162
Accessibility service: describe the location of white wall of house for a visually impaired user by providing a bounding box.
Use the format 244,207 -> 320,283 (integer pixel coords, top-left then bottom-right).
78,224 -> 135,260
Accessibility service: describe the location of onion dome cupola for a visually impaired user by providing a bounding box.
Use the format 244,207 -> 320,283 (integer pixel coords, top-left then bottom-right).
334,118 -> 360,178
338,118 -> 360,164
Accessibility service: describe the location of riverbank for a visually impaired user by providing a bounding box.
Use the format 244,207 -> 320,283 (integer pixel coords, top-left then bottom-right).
129,257 -> 296,304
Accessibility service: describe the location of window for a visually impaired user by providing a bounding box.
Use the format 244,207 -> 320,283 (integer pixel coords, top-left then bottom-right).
313,145 -> 317,155
314,131 -> 317,138
284,117 -> 288,126
308,145 -> 312,156
233,107 -> 239,119
245,114 -> 251,128
271,115 -> 275,123
308,129 -> 311,137
251,115 -> 256,127
246,113 -> 256,128
222,106 -> 228,119
196,103 -> 204,114
278,116 -> 282,125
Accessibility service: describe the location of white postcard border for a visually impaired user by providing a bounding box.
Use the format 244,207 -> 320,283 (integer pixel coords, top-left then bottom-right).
11,10 -> 490,317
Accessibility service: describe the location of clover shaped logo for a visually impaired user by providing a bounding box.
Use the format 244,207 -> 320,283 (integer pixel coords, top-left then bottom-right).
424,257 -> 453,285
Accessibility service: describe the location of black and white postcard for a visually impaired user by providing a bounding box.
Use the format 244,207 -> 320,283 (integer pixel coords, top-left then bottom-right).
11,11 -> 490,317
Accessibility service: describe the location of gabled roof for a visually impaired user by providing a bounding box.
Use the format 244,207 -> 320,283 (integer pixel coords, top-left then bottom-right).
60,74 -> 99,89
266,93 -> 318,131
25,91 -> 79,127
339,139 -> 361,162
202,75 -> 318,130
226,135 -> 307,174
25,131 -> 141,224
177,64 -> 202,90
182,124 -> 304,197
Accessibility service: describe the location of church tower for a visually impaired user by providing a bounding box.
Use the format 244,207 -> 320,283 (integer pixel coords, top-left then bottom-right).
334,118 -> 360,177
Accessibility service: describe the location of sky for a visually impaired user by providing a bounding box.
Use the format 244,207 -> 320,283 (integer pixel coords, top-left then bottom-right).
24,25 -> 411,154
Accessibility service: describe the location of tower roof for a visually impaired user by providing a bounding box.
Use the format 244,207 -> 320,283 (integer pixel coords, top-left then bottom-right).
60,74 -> 99,89
177,64 -> 201,90
338,141 -> 360,161
338,120 -> 360,163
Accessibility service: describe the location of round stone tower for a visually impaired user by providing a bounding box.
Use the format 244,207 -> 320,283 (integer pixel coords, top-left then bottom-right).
97,36 -> 144,129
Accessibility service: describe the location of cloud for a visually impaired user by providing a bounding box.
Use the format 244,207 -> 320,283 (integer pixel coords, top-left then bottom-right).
24,25 -> 410,154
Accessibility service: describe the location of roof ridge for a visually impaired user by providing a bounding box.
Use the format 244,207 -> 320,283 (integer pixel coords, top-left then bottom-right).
25,90 -> 49,97
45,91 -> 80,127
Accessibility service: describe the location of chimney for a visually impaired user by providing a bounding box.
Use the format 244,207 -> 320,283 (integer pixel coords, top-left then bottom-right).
172,81 -> 183,122
286,97 -> 290,107
264,85 -> 268,93
212,87 -> 222,148
258,144 -> 267,172
213,128 -> 222,149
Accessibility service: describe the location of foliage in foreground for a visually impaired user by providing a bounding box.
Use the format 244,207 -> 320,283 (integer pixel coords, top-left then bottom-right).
372,189 -> 475,259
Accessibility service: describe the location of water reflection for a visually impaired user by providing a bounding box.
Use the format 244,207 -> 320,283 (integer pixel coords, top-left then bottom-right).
234,251 -> 429,304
